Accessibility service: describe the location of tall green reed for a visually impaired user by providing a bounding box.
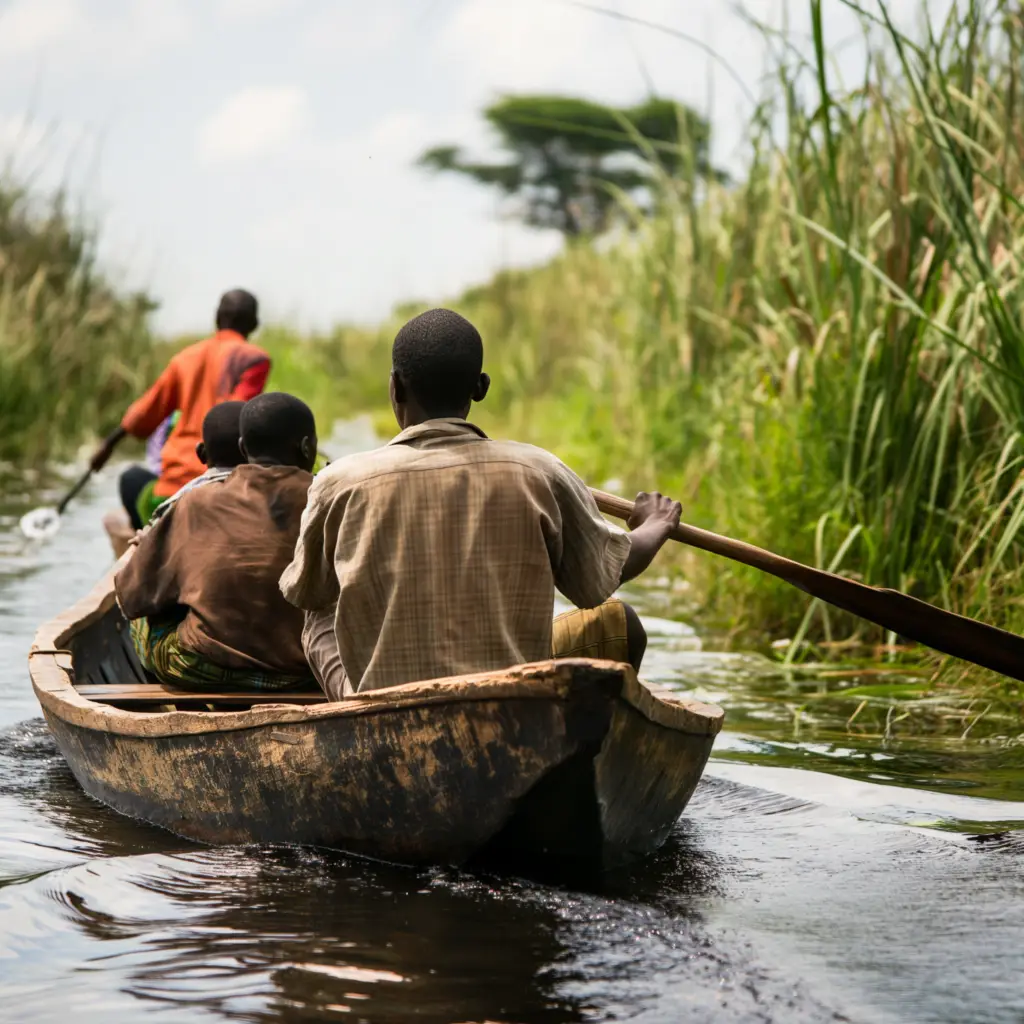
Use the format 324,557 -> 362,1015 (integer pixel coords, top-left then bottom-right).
409,0 -> 1024,651
0,182 -> 158,462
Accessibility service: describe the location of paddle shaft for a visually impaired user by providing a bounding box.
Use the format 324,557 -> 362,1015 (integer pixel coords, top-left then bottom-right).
56,468 -> 94,515
591,489 -> 1024,683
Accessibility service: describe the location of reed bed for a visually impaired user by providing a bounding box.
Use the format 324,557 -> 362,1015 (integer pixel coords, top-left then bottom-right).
0,182 -> 158,463
487,2 -> 1024,647
297,0 -> 1024,679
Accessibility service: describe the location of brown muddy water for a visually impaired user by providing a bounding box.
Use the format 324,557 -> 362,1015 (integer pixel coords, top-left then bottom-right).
1,422 -> 1023,1022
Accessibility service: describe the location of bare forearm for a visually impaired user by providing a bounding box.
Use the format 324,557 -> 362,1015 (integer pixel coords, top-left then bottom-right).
619,520 -> 673,585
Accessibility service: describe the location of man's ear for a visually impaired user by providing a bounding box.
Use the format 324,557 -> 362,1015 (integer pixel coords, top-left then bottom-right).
196,441 -> 208,466
300,435 -> 316,466
391,370 -> 407,404
238,438 -> 250,463
472,372 -> 490,403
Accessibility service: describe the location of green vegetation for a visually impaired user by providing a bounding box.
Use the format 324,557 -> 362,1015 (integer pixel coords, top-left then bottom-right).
244,1 -> 1024,688
257,323 -> 393,433
381,0 -> 1024,677
0,182 -> 158,463
8,0 -> 1024,697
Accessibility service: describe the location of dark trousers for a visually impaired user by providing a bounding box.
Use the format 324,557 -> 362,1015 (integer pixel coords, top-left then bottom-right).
119,466 -> 158,530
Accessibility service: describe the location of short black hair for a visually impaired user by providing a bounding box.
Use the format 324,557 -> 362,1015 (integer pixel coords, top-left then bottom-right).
392,308 -> 483,415
216,289 -> 259,335
202,401 -> 245,467
240,392 -> 316,464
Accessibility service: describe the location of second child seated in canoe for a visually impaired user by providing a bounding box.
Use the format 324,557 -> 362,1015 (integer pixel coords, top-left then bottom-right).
280,308 -> 681,698
149,400 -> 247,523
115,393 -> 319,691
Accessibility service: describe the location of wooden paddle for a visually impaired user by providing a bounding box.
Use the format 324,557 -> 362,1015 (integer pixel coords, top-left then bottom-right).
56,467 -> 94,515
591,489 -> 1024,683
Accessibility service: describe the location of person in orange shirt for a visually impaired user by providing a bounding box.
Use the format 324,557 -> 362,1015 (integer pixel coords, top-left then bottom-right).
90,289 -> 271,528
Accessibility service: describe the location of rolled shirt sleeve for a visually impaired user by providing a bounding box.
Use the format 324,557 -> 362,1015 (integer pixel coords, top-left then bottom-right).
121,360 -> 181,439
549,458 -> 631,609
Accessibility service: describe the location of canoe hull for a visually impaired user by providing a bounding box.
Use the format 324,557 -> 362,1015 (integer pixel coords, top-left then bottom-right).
30,570 -> 723,869
102,509 -> 134,560
42,681 -> 714,867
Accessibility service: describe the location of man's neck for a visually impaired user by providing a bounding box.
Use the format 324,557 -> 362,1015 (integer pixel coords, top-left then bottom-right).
247,458 -> 298,469
401,407 -> 470,429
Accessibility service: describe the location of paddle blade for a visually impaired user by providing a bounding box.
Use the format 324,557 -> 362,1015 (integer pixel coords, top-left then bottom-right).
19,506 -> 61,540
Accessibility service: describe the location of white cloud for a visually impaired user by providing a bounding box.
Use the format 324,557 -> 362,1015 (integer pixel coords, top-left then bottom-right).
352,110 -> 445,163
0,0 -> 191,69
196,85 -> 311,164
439,0 -> 603,92
218,0 -> 292,21
116,3 -> 192,58
0,0 -> 85,55
300,5 -> 401,54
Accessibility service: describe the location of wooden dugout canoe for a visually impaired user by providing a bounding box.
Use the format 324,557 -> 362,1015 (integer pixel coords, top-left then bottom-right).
102,509 -> 135,560
28,568 -> 725,870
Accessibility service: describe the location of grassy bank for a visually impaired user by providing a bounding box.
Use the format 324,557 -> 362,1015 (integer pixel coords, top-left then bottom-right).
0,183 -> 159,464
259,1 -> 1024,682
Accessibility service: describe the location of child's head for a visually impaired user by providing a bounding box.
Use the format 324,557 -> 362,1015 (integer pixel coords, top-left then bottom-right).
390,308 -> 489,426
239,393 -> 317,472
196,401 -> 245,469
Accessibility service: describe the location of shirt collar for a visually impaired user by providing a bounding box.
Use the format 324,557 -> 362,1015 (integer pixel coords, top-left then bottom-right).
387,418 -> 489,447
212,329 -> 246,343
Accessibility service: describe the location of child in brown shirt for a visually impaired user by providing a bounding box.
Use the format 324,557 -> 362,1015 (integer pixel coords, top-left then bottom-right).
117,393 -> 318,691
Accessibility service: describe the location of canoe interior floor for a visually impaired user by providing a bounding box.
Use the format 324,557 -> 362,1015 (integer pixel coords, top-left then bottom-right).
67,608 -> 325,710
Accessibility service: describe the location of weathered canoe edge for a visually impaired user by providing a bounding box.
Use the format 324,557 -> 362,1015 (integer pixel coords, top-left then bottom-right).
29,565 -> 726,741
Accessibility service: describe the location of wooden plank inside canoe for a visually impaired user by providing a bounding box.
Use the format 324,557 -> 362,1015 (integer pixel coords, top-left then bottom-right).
76,683 -> 326,705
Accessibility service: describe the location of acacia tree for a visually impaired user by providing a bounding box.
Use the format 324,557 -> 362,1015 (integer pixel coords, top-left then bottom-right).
417,95 -> 723,237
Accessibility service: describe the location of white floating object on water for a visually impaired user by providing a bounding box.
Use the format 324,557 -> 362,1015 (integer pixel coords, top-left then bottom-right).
19,506 -> 61,540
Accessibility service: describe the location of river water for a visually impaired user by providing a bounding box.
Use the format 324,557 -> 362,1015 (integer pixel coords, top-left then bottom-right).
1,421 -> 1023,1022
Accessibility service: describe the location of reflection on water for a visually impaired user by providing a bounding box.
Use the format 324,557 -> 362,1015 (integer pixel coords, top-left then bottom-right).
629,593 -> 1024,806
1,420 -> 1023,1022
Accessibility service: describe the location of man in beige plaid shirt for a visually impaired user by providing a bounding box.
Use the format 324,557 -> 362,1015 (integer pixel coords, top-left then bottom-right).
280,308 -> 682,698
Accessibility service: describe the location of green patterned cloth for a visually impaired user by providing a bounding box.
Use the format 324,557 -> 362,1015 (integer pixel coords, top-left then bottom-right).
130,614 -> 312,692
135,480 -> 169,527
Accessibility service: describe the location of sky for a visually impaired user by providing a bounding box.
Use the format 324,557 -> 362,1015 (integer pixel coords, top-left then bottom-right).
0,0 -> 933,335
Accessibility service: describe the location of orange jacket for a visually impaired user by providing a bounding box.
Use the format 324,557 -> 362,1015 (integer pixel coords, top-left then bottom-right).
121,330 -> 270,497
